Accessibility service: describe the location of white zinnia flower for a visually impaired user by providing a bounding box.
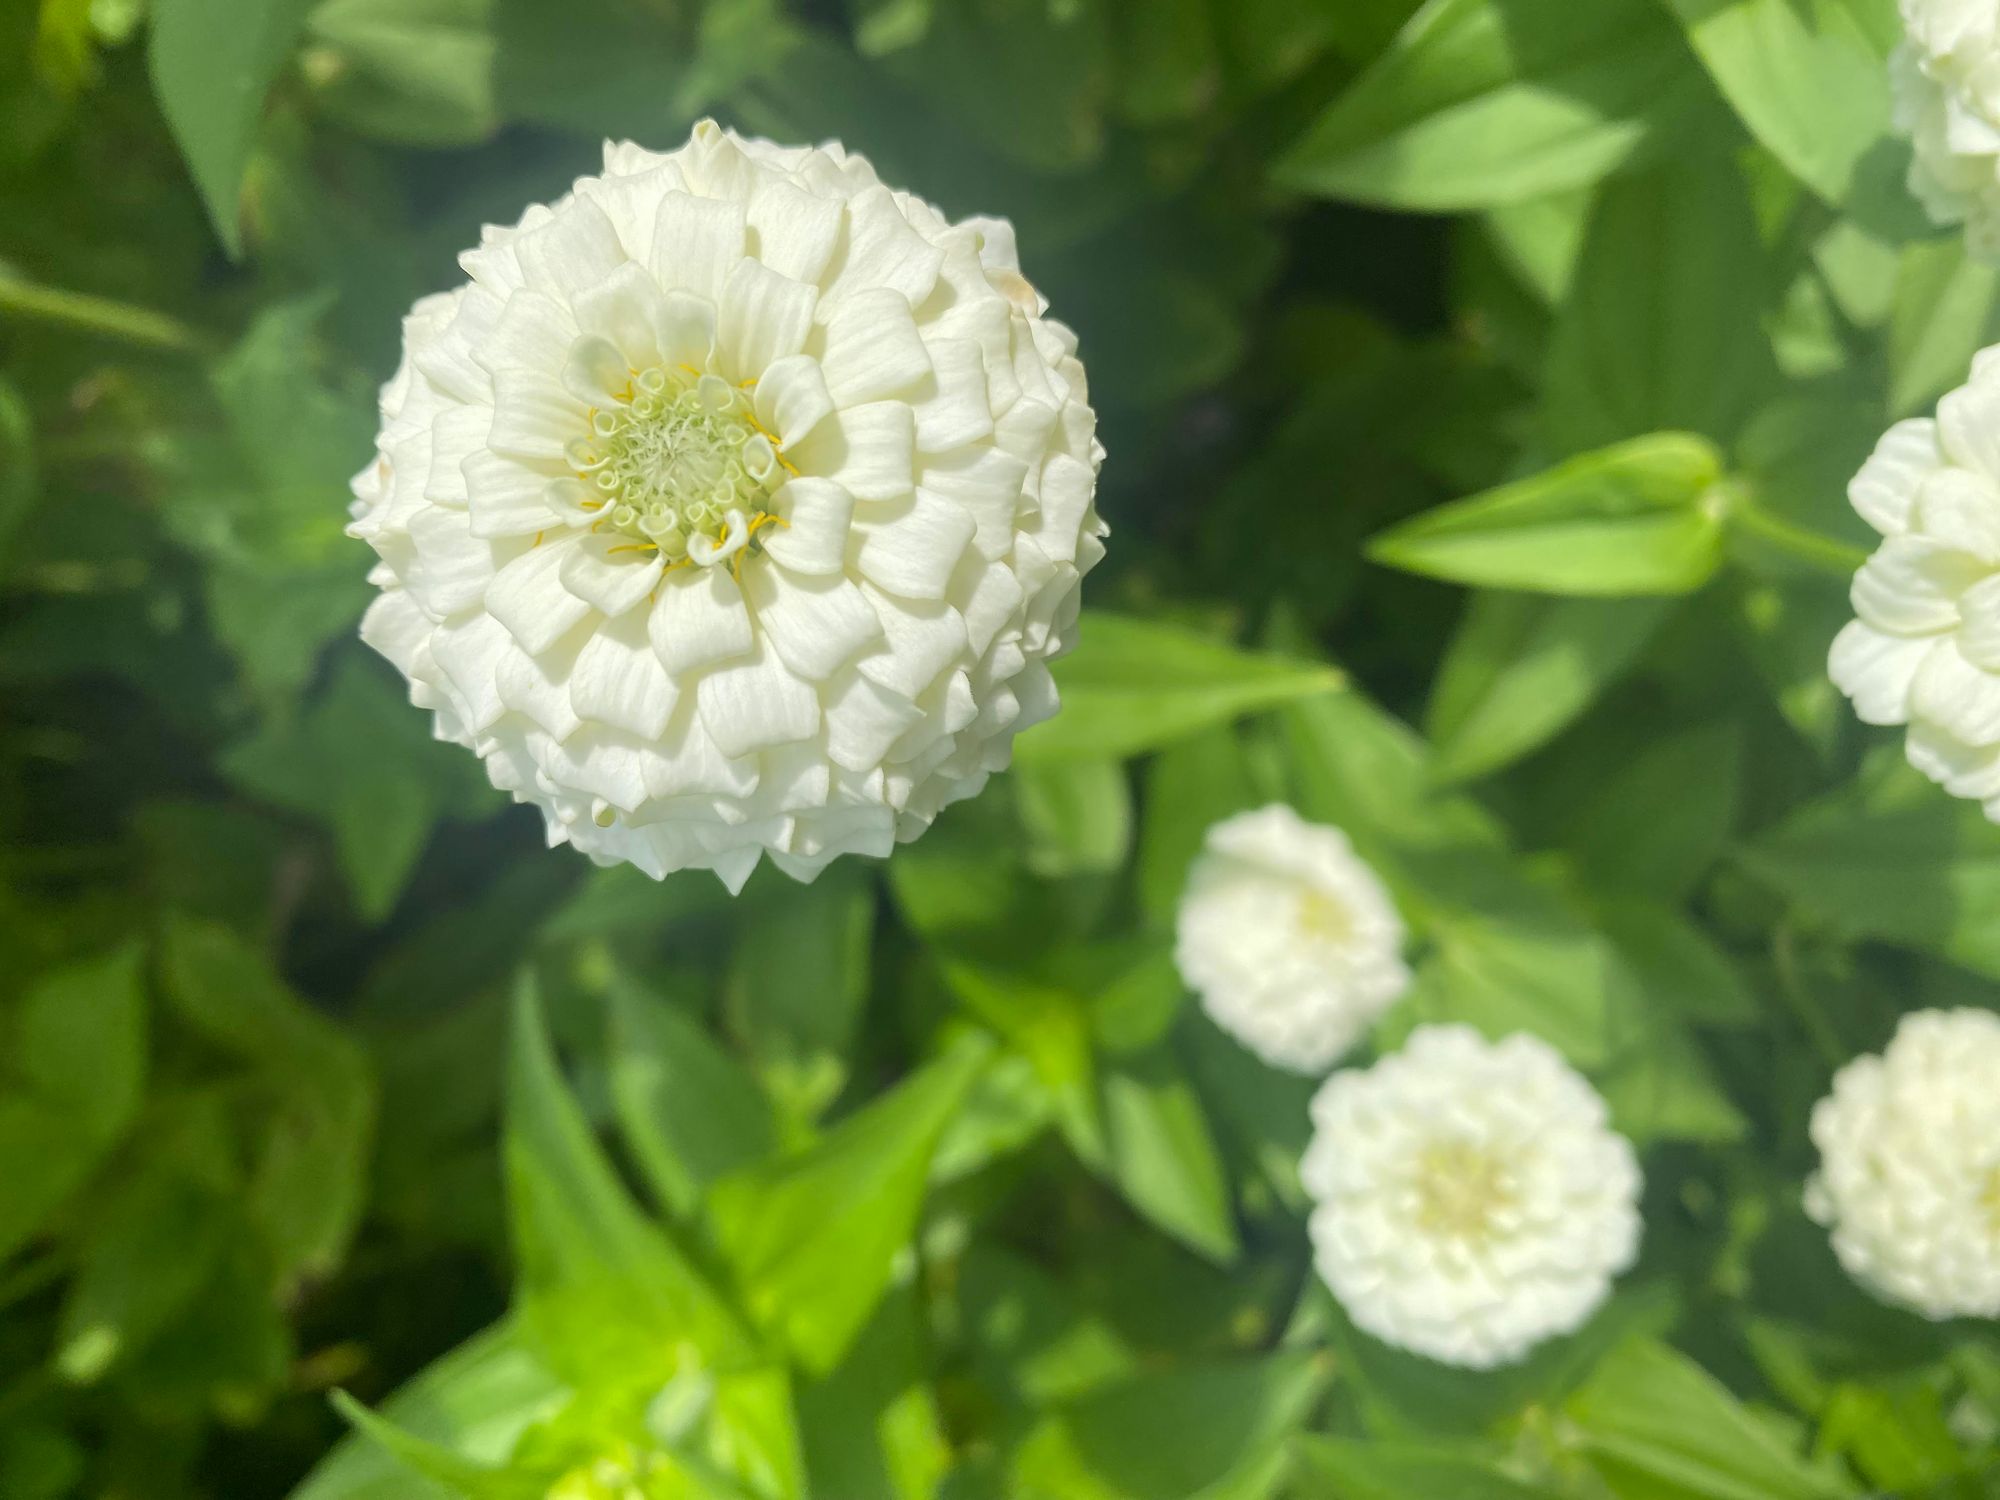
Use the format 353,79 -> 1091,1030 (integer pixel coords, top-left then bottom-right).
1173,805 -> 1409,1075
1828,350 -> 2000,817
350,120 -> 1105,891
1301,1025 -> 1643,1369
1892,0 -> 2000,258
1805,1007 -> 2000,1320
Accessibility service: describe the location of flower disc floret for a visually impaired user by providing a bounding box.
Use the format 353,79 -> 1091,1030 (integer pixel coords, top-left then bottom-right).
1301,1025 -> 1643,1369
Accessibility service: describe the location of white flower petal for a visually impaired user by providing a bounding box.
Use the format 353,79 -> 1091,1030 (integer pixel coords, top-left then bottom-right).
1849,419 -> 1940,535
746,176 -> 844,286
649,190 -> 746,303
1912,643 -> 2000,744
560,530 -> 667,617
515,199 -> 628,300
571,261 -> 673,370
826,185 -> 945,308
856,587 -> 966,699
853,488 -> 976,600
762,477 -> 854,576
819,288 -> 932,407
1916,467 -> 2000,562
695,640 -> 821,757
743,564 -> 882,681
571,610 -> 680,740
911,337 -> 995,453
1829,620 -> 1936,726
714,258 -> 818,382
489,369 -> 586,463
792,400 -> 914,500
486,535 -> 595,654
1851,536 -> 1981,634
649,564 -> 753,676
822,667 -> 925,773
751,354 -> 836,449
463,450 -> 562,539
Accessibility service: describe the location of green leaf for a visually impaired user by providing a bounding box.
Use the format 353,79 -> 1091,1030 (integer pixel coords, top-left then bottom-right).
1013,1352 -> 1325,1499
606,971 -> 774,1222
1737,759 -> 2000,978
503,976 -> 751,1382
0,377 -> 36,565
1099,1047 -> 1239,1265
725,863 -> 875,1126
303,0 -> 499,146
796,1287 -> 953,1500
709,1034 -> 992,1375
0,946 -> 147,1261
1015,758 -> 1133,878
1542,164 -> 1777,454
330,1392 -> 542,1500
225,654 -> 478,919
1888,236 -> 2000,419
1274,0 -> 1713,210
1367,432 -> 1727,596
1293,1438 -> 1548,1499
1425,592 -> 1673,782
1566,1339 -> 1854,1499
292,1322 -> 565,1500
149,0 -> 315,255
1665,0 -> 1890,204
1014,614 -> 1344,764
158,917 -> 375,1284
1561,723 -> 1743,900
1136,727 -> 1260,927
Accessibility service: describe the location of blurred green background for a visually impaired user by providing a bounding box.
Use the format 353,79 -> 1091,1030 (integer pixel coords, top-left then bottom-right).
4,0 -> 2000,1496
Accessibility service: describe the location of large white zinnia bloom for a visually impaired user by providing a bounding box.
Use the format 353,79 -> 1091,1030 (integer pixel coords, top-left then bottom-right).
1829,350 -> 2000,816
1302,1026 -> 1643,1369
1173,805 -> 1409,1075
1806,1008 -> 2000,1320
1893,0 -> 2000,258
351,121 -> 1105,891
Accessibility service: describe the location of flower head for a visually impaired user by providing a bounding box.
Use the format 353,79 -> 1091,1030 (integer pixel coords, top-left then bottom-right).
1173,805 -> 1408,1075
1829,354 -> 2000,816
1302,1025 -> 1642,1369
1806,1007 -> 2000,1320
1892,0 -> 2000,258
351,121 -> 1105,891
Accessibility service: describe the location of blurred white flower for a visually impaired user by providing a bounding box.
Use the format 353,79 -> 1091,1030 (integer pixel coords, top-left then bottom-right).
1301,1025 -> 1642,1369
1893,0 -> 2000,258
1829,352 -> 2000,818
1173,805 -> 1408,1075
1806,1007 -> 2000,1320
352,120 -> 1105,891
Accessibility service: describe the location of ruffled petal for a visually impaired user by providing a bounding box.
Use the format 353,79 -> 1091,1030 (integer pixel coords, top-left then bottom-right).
696,640 -> 821,757
743,564 -> 882,681
762,477 -> 854,576
649,564 -> 753,676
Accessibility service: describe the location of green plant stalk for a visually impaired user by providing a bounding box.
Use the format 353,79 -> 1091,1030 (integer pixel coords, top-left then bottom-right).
0,273 -> 205,353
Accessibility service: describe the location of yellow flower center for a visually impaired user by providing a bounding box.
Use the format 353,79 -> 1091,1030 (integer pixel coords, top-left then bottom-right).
1296,887 -> 1353,944
568,367 -> 791,567
1412,1138 -> 1516,1241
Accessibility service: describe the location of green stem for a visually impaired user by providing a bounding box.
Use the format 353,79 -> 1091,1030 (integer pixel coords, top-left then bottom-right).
1728,499 -> 1870,578
0,273 -> 205,353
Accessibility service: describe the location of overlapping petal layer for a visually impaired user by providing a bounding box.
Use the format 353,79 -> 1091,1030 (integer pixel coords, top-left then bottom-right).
352,121 -> 1105,889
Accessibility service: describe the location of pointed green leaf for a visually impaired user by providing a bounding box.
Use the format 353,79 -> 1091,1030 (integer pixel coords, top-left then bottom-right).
709,1034 -> 993,1374
1274,0 -> 1713,210
1368,433 -> 1726,596
505,977 -> 751,1379
331,1392 -> 542,1500
607,972 -> 774,1221
1014,613 -> 1344,765
149,0 -> 315,256
1099,1047 -> 1240,1265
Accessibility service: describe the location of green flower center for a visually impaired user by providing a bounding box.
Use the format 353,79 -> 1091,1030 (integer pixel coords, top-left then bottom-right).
569,367 -> 788,566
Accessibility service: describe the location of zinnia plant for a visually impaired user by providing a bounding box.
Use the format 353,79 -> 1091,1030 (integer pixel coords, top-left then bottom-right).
2,0 -> 1999,1498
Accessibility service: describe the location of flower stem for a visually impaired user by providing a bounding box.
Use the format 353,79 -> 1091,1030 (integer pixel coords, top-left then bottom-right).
0,271 -> 205,353
1728,499 -> 1870,578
